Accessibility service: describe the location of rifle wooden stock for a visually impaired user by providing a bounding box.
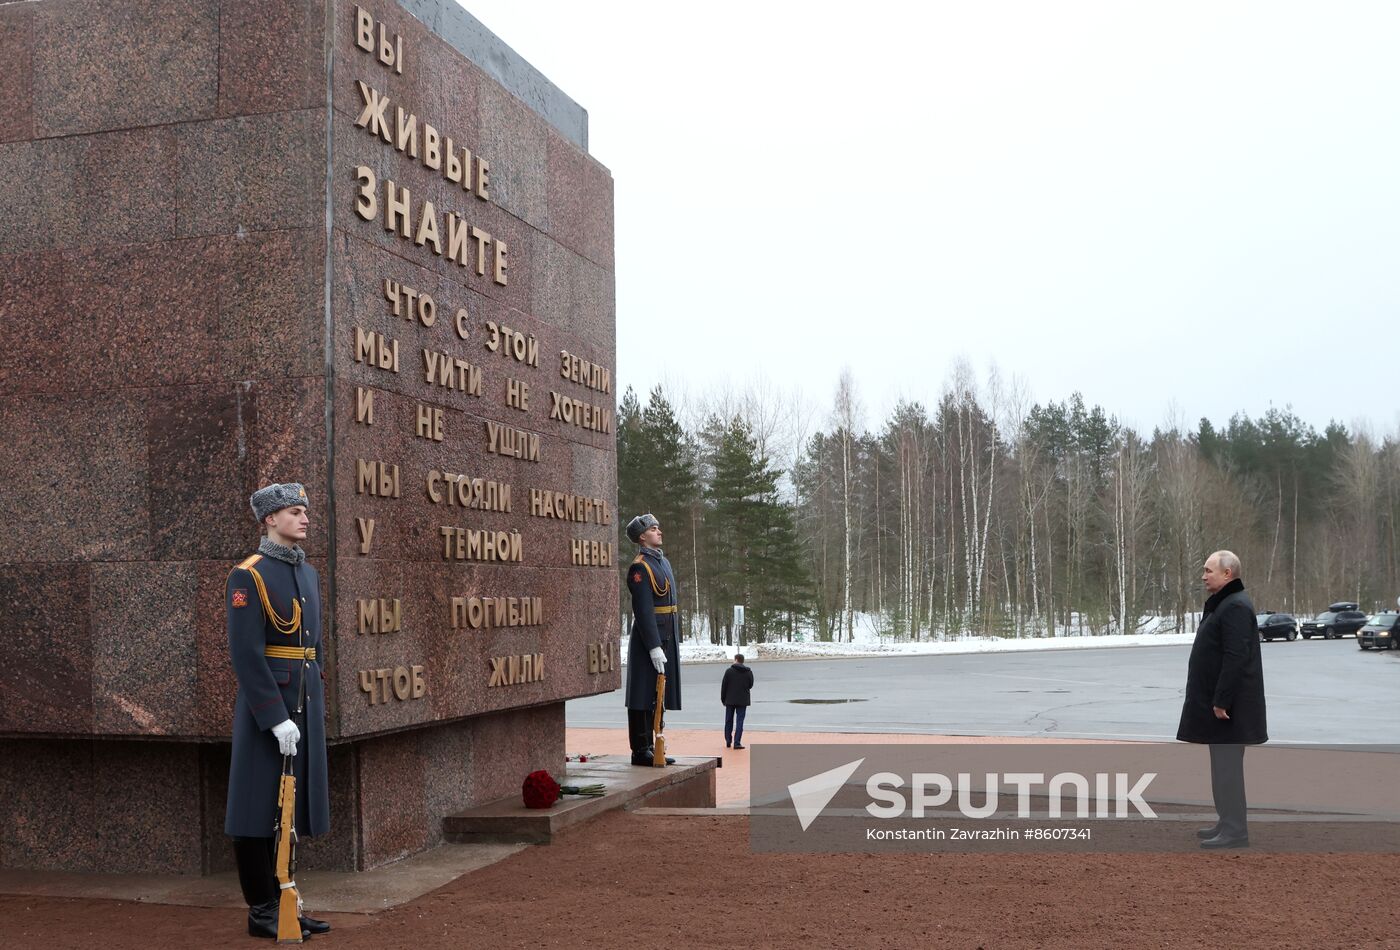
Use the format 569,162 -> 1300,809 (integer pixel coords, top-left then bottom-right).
652,673 -> 667,767
275,773 -> 302,944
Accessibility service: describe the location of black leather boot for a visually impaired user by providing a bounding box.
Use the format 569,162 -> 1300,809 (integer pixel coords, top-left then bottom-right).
300,914 -> 332,934
248,899 -> 311,940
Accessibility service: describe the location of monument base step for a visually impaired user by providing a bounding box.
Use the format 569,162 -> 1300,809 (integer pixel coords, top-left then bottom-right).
442,755 -> 719,844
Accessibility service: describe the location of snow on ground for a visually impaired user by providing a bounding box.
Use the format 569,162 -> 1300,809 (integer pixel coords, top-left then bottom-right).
622,622 -> 1199,666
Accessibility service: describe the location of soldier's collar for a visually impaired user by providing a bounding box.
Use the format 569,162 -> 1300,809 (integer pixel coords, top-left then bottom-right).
259,536 -> 306,565
640,545 -> 664,558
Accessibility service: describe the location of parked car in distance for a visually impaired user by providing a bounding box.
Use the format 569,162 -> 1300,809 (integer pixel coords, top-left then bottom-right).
1357,611 -> 1400,650
1299,603 -> 1369,639
1256,612 -> 1298,642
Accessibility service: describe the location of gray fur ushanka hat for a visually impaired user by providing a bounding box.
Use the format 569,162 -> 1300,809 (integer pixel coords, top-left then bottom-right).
250,483 -> 309,522
626,513 -> 659,543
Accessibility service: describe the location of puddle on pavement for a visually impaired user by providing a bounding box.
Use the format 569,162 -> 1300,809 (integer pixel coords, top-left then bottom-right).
787,698 -> 869,704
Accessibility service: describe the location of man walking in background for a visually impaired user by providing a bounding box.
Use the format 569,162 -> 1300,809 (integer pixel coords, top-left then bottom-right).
1177,550 -> 1268,849
721,653 -> 754,749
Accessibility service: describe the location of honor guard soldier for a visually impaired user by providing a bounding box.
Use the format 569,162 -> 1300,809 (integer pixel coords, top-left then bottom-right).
225,483 -> 331,940
624,513 -> 681,765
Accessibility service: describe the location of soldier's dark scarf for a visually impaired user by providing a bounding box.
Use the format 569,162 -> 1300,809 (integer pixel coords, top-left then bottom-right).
259,537 -> 307,565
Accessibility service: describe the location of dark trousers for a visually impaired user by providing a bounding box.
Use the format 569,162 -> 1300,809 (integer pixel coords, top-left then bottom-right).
627,707 -> 655,755
231,835 -> 278,909
724,705 -> 747,745
1208,744 -> 1248,839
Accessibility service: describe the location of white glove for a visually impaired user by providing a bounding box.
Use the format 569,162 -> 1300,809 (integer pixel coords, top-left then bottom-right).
271,719 -> 300,757
649,647 -> 666,674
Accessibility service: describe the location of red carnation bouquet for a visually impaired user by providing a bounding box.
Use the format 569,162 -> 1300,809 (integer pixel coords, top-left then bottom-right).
521,770 -> 604,808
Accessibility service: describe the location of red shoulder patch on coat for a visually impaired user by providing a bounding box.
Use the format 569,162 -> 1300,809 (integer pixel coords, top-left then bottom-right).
232,589 -> 249,608
631,571 -> 642,584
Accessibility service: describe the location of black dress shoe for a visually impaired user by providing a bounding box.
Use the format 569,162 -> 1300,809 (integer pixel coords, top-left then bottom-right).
247,900 -> 311,940
1199,834 -> 1249,849
631,753 -> 653,766
725,740 -> 731,748
733,743 -> 745,750
1196,826 -> 1220,840
300,915 -> 331,935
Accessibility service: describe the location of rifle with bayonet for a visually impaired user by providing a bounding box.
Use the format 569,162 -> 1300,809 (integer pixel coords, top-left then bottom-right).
652,673 -> 667,767
273,638 -> 310,943
274,759 -> 301,943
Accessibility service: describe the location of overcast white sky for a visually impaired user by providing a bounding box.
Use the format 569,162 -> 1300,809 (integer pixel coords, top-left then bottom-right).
461,1 -> 1399,437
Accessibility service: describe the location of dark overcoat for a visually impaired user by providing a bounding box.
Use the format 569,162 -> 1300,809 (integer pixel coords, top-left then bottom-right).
1176,578 -> 1268,745
224,553 -> 330,838
720,663 -> 754,707
625,546 -> 681,711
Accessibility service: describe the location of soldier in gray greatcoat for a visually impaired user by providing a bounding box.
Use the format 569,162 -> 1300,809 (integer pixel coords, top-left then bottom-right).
225,483 -> 331,939
624,513 -> 681,766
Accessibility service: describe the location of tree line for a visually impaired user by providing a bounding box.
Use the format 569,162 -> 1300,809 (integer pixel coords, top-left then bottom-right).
616,368 -> 1400,644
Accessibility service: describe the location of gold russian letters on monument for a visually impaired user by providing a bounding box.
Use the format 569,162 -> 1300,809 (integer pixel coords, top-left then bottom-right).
358,598 -> 402,634
356,459 -> 401,498
488,654 -> 545,687
450,596 -> 544,630
354,6 -> 404,75
359,665 -> 427,704
559,350 -> 612,395
528,490 -> 609,524
587,641 -> 617,674
440,526 -> 523,562
549,392 -> 613,434
415,403 -> 444,441
486,421 -> 541,462
571,539 -> 615,567
422,349 -> 482,395
355,387 -> 374,424
384,279 -> 436,327
426,471 -> 512,512
484,322 -> 539,366
356,517 -> 375,555
352,81 -> 489,201
354,326 -> 399,373
352,167 -> 508,285
505,377 -> 530,411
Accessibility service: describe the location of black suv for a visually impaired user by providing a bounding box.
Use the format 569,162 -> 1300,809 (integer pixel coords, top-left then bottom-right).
1357,612 -> 1400,650
1256,612 -> 1298,642
1300,603 -> 1369,639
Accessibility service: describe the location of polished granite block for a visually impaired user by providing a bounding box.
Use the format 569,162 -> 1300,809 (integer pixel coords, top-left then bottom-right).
91,742 -> 203,873
0,250 -> 64,396
0,6 -> 34,143
547,131 -> 614,271
0,740 -> 99,872
147,389 -> 256,561
91,561 -> 199,736
31,0 -> 219,138
218,229 -> 326,382
175,110 -> 325,239
0,391 -> 150,564
219,0 -> 327,119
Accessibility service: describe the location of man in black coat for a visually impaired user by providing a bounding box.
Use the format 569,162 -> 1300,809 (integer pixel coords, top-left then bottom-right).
624,513 -> 680,766
1177,550 -> 1267,849
720,654 -> 754,749
225,483 -> 331,939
